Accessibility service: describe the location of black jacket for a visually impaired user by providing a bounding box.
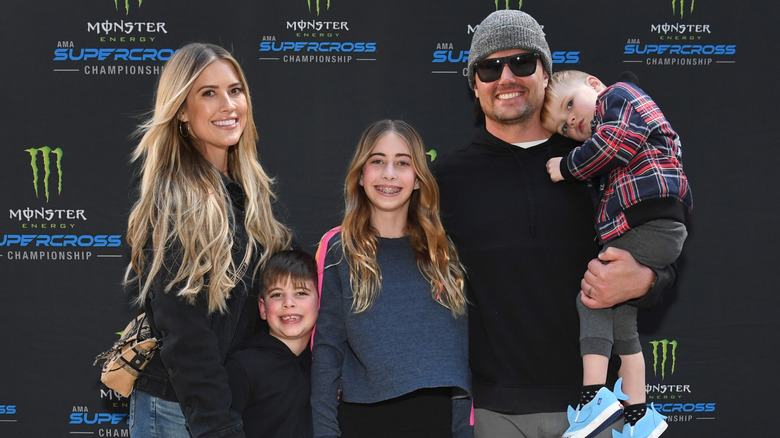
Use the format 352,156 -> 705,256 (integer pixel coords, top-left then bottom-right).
226,330 -> 313,438
134,176 -> 260,438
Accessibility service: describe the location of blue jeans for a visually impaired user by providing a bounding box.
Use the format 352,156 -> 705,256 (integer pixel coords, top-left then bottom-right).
130,390 -> 191,438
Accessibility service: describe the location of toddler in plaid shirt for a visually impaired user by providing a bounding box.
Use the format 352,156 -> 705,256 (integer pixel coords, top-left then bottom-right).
542,70 -> 692,438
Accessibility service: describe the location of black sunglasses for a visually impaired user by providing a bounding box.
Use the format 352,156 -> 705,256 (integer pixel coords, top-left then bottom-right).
473,52 -> 540,83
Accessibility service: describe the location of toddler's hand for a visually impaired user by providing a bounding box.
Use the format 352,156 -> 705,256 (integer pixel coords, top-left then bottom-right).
546,157 -> 563,182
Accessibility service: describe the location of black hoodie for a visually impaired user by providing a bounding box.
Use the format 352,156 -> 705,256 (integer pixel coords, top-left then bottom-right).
433,127 -> 671,414
226,329 -> 313,438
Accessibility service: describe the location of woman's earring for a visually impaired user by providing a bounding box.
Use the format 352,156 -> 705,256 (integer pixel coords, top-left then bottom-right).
179,121 -> 190,138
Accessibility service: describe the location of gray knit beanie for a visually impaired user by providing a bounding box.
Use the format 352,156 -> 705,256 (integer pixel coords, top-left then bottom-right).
467,10 -> 552,87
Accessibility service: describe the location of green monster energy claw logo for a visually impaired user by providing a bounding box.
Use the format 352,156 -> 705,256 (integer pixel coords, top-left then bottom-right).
426,149 -> 437,162
495,0 -> 522,9
307,0 -> 331,15
113,0 -> 143,15
25,146 -> 63,203
671,0 -> 695,17
650,339 -> 677,380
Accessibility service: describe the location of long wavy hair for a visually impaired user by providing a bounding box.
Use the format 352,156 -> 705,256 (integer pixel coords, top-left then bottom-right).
340,119 -> 467,316
125,43 -> 291,314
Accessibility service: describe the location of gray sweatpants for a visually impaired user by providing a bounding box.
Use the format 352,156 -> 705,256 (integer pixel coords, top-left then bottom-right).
474,409 -> 621,438
579,219 -> 687,356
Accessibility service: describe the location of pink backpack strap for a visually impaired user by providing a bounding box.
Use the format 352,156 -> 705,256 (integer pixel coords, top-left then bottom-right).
311,226 -> 341,348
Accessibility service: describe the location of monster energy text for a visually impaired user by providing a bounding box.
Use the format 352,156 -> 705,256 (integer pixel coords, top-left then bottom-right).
10,208 -> 86,222
87,21 -> 167,34
646,384 -> 691,396
287,21 -> 349,31
99,36 -> 158,43
651,23 -> 711,35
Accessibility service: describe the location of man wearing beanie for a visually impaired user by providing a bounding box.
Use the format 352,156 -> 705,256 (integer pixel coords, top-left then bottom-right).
432,10 -> 676,437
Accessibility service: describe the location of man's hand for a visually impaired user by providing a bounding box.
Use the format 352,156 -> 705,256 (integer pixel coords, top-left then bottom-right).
546,157 -> 564,182
580,246 -> 655,308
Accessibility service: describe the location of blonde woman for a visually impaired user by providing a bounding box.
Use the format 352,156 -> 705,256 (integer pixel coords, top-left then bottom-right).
125,43 -> 291,438
311,120 -> 471,438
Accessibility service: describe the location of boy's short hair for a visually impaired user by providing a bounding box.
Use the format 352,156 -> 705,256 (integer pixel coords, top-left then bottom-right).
541,69 -> 593,128
260,250 -> 318,299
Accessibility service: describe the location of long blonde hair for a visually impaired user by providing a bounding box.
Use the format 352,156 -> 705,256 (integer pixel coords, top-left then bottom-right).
340,120 -> 467,316
125,43 -> 291,314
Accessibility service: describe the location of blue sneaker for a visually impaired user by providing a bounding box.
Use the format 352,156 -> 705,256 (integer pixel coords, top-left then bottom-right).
563,378 -> 629,438
611,403 -> 667,438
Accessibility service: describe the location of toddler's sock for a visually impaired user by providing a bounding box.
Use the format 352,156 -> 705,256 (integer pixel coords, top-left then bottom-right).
623,403 -> 647,426
579,384 -> 604,406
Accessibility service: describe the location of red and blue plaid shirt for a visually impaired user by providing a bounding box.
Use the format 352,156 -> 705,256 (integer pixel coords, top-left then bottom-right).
562,82 -> 693,242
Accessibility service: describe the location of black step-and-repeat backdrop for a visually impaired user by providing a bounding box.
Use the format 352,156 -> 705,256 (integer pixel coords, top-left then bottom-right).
1,0 -> 776,436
